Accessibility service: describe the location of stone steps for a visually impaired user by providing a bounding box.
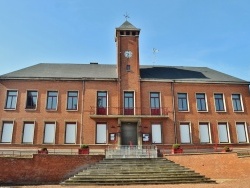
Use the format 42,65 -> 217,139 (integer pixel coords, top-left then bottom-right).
61,158 -> 216,186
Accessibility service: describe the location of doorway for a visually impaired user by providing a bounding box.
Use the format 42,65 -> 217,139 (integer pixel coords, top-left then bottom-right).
121,122 -> 138,145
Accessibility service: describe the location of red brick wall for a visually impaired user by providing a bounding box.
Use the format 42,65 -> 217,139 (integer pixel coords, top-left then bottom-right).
167,153 -> 250,179
0,154 -> 104,185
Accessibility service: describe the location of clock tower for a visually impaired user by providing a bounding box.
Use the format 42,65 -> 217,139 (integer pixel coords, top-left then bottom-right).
115,20 -> 141,117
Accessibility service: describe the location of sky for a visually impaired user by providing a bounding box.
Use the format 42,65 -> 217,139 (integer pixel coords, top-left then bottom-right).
0,0 -> 250,81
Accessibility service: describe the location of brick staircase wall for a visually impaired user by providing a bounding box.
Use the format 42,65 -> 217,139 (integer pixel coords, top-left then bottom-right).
0,154 -> 104,185
167,153 -> 250,179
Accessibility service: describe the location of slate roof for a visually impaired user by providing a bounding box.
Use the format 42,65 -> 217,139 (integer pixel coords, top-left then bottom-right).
116,21 -> 140,31
0,63 -> 247,84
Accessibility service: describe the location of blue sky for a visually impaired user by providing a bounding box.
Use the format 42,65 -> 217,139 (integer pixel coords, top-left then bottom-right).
0,0 -> 250,81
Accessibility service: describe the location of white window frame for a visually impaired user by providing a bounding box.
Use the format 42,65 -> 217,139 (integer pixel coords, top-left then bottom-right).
177,93 -> 189,112
214,93 -> 226,112
196,93 -> 208,112
46,91 -> 58,111
232,94 -> 244,112
22,122 -> 35,144
1,122 -> 14,143
96,123 -> 107,144
96,91 -> 108,115
199,122 -> 211,143
65,122 -> 77,144
152,124 -> 162,144
5,90 -> 18,110
180,123 -> 192,144
217,122 -> 231,143
123,90 -> 135,115
236,122 -> 249,143
43,122 -> 56,144
66,91 -> 79,111
25,90 -> 38,110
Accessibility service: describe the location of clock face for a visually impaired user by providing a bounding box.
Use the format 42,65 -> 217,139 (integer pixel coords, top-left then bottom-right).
124,50 -> 133,58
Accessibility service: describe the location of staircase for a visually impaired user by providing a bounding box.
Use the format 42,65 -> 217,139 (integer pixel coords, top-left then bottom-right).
61,158 -> 216,186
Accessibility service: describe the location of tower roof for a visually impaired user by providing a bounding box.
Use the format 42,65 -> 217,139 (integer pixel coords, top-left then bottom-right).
116,21 -> 140,31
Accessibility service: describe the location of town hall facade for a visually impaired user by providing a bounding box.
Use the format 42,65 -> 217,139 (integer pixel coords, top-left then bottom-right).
0,21 -> 250,151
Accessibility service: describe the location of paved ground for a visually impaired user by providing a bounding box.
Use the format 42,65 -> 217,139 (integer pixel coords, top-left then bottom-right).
17,178 -> 250,188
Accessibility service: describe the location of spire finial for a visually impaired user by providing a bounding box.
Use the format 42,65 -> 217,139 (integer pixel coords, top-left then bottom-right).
124,12 -> 130,21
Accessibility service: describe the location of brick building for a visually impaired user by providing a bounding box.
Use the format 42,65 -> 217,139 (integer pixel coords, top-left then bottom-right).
0,21 -> 250,150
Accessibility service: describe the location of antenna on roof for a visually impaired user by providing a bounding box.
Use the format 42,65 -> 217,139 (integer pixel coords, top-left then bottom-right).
124,12 -> 130,21
153,48 -> 159,66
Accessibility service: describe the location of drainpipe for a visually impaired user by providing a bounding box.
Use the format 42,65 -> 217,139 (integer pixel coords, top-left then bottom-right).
171,81 -> 177,143
80,80 -> 85,146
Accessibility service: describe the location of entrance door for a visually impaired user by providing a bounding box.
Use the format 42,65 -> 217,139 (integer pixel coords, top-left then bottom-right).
121,123 -> 137,145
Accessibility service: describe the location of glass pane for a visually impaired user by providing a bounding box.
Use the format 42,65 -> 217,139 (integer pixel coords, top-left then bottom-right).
65,123 -> 76,144
152,124 -> 162,143
199,123 -> 210,143
236,123 -> 247,143
96,124 -> 107,143
180,124 -> 191,143
44,123 -> 56,144
1,122 -> 14,143
218,124 -> 229,143
23,123 -> 35,143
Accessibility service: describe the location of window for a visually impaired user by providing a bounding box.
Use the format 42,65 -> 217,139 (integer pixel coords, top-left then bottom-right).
67,91 -> 78,110
43,123 -> 56,144
96,123 -> 107,144
214,93 -> 225,111
65,123 -> 77,144
124,92 -> 134,115
150,92 -> 160,115
152,124 -> 162,143
1,122 -> 14,143
218,123 -> 230,143
199,123 -> 211,143
5,90 -> 18,109
236,123 -> 248,143
178,93 -> 188,111
46,91 -> 58,110
180,123 -> 192,143
26,91 -> 38,109
97,91 -> 107,115
22,122 -> 35,144
232,94 -> 243,112
196,93 -> 207,111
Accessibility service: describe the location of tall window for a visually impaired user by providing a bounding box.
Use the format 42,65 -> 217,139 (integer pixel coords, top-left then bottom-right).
124,92 -> 134,115
236,122 -> 248,143
22,122 -> 35,144
178,93 -> 188,111
67,91 -> 78,110
65,123 -> 77,144
214,93 -> 225,111
199,123 -> 211,143
218,123 -> 230,143
150,92 -> 160,115
97,91 -> 107,115
152,124 -> 162,143
5,90 -> 18,109
196,93 -> 207,111
46,91 -> 58,110
26,91 -> 38,109
232,94 -> 243,112
43,123 -> 56,144
1,122 -> 14,143
96,123 -> 107,144
180,123 -> 192,143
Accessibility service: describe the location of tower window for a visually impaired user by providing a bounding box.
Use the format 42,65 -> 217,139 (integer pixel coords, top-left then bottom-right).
126,31 -> 130,35
132,31 -> 136,36
120,31 -> 124,35
126,65 -> 131,71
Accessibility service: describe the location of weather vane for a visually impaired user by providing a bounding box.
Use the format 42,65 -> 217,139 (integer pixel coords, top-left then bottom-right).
153,48 -> 159,66
124,12 -> 130,21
